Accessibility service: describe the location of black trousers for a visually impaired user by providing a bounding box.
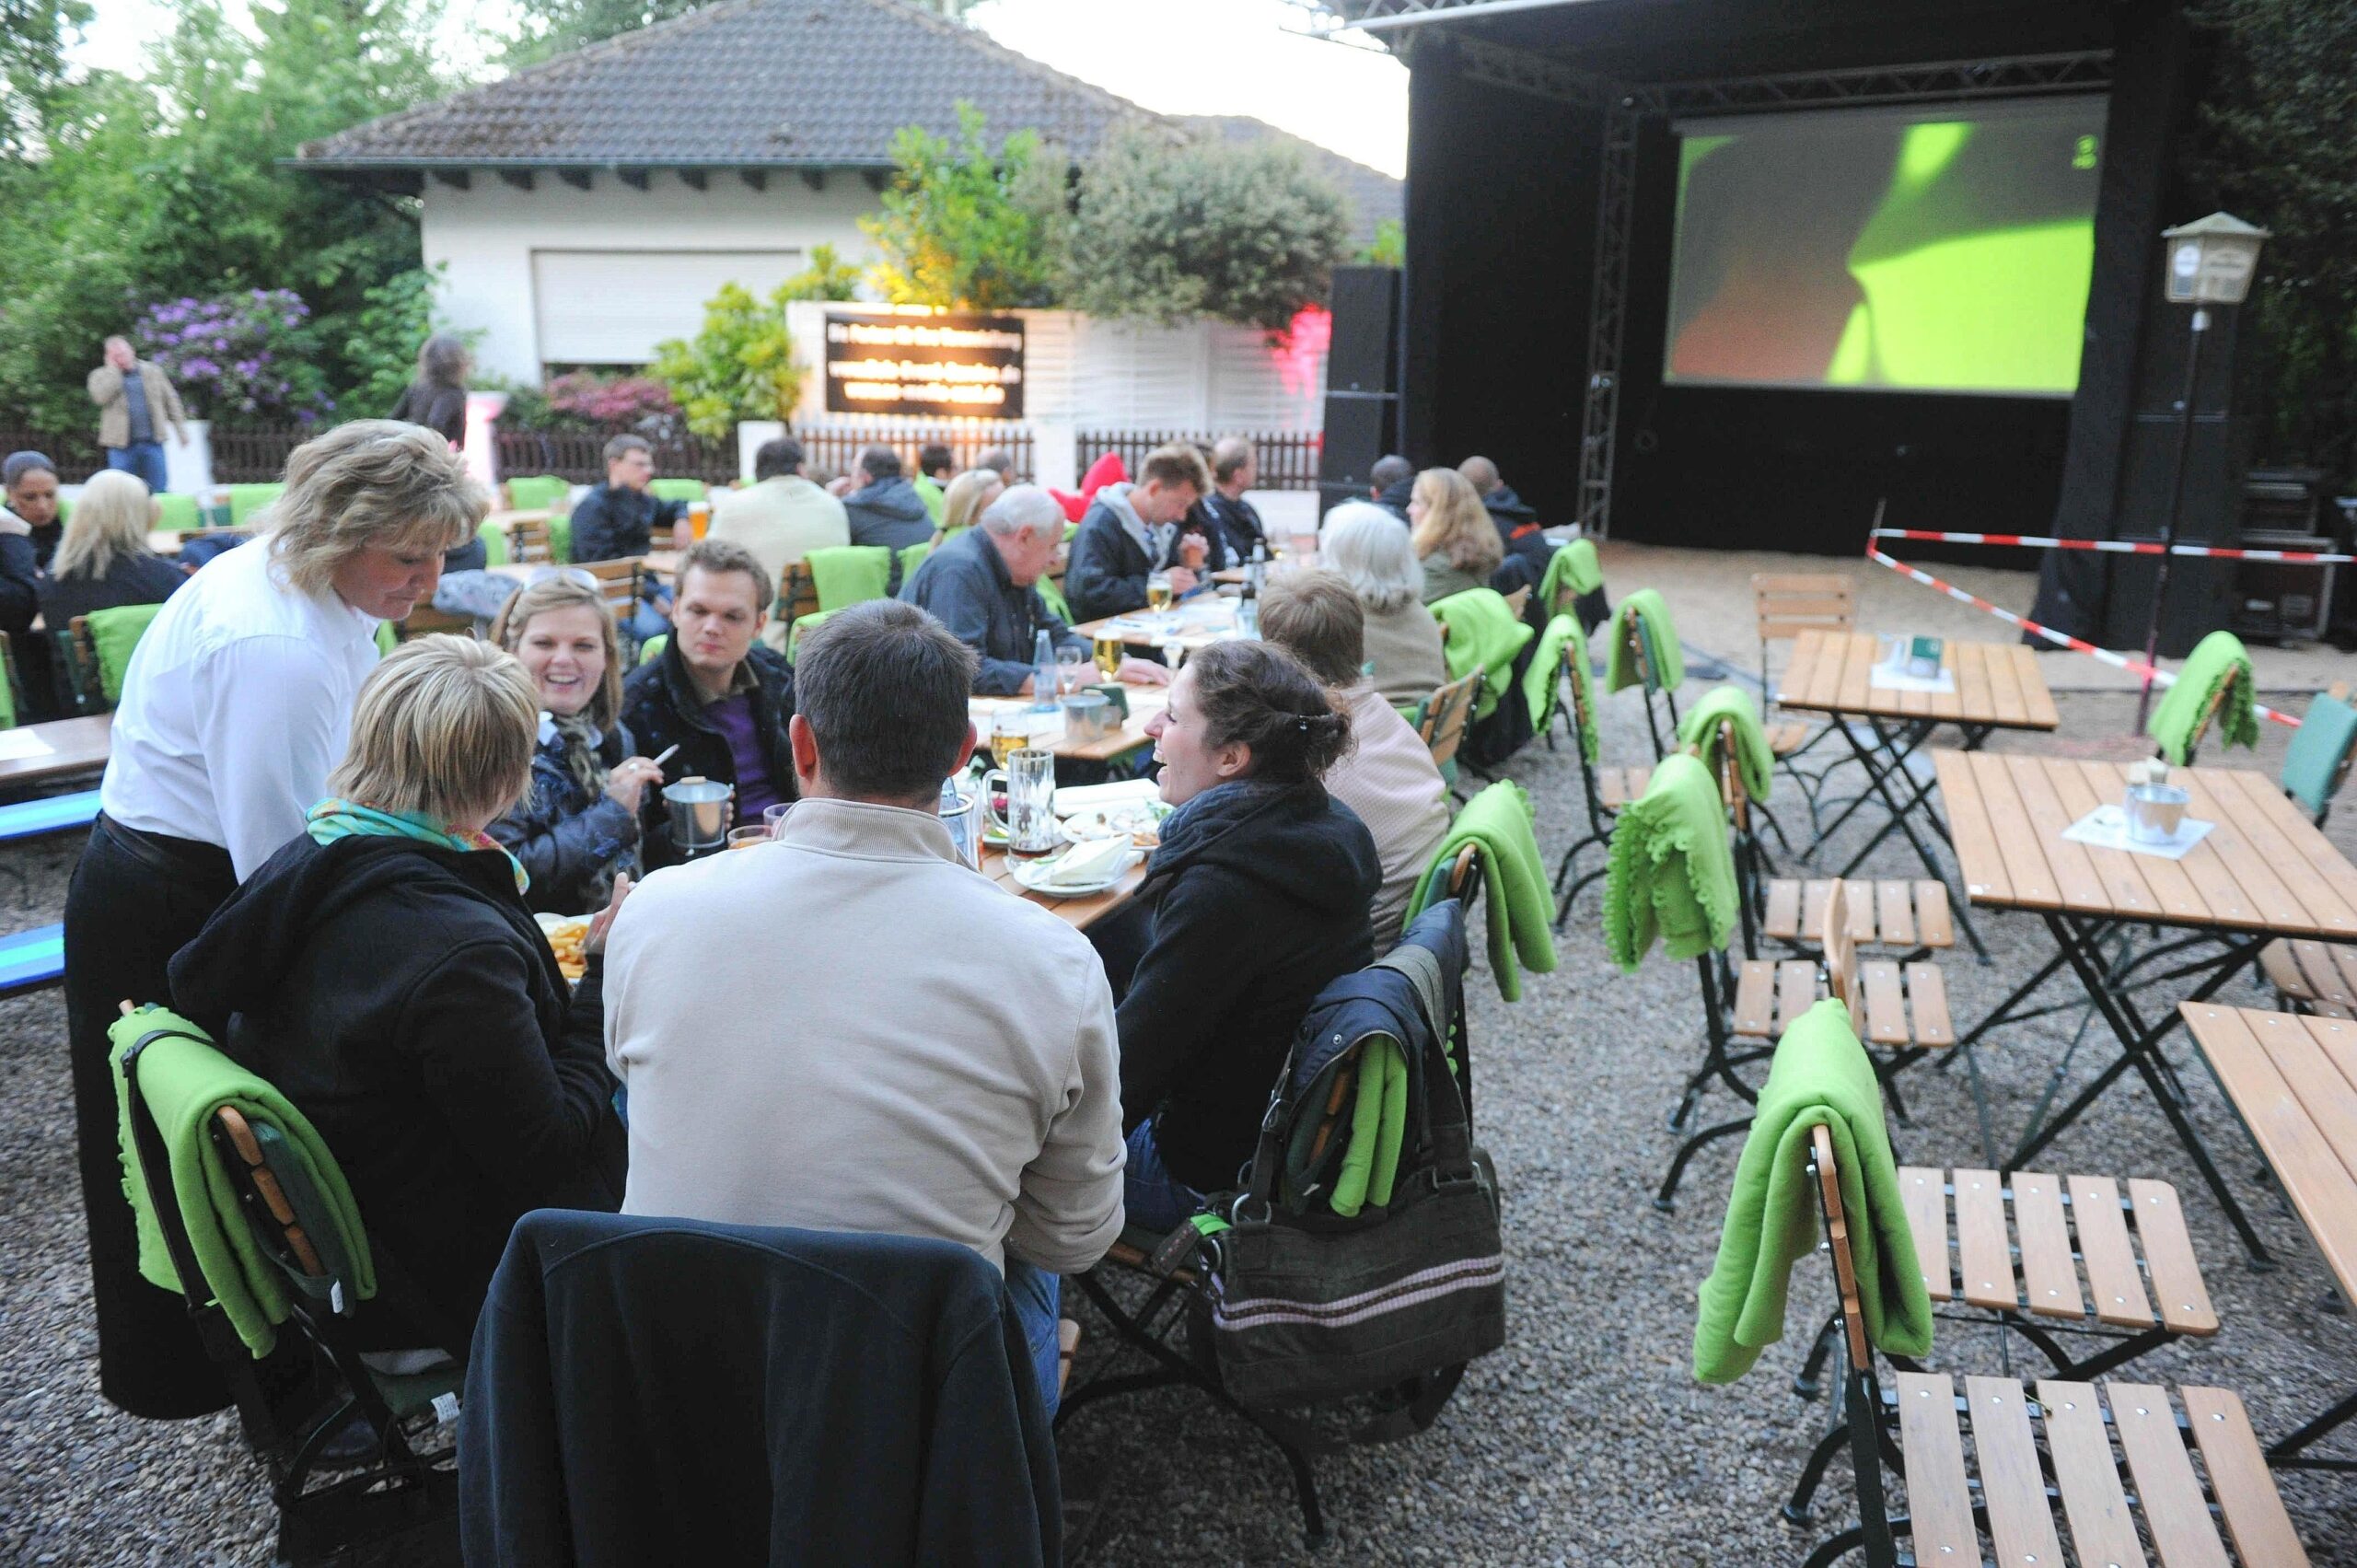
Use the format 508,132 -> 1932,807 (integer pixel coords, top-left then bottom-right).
63,813 -> 238,1418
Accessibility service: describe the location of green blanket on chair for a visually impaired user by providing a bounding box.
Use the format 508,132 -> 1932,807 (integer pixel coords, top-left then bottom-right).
1692,999 -> 1933,1384
1676,684 -> 1775,803
807,546 -> 893,610
2149,629 -> 2258,765
1431,588 -> 1535,724
1407,780 -> 1558,1001
1523,612 -> 1588,744
1603,753 -> 1736,972
1542,537 -> 1602,602
110,1006 -> 373,1357
1606,588 -> 1684,692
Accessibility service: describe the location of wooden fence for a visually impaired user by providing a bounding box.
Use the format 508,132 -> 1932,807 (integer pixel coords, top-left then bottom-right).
493,427 -> 739,487
791,420 -> 1036,483
1073,430 -> 1322,491
0,429 -> 110,482
207,426 -> 311,483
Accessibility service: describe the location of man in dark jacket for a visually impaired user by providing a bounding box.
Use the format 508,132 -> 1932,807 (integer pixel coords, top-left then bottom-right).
569,434 -> 683,641
901,484 -> 1171,696
1196,436 -> 1267,563
842,445 -> 934,551
1368,453 -> 1415,521
1063,442 -> 1212,624
621,540 -> 795,865
1460,454 -> 1558,580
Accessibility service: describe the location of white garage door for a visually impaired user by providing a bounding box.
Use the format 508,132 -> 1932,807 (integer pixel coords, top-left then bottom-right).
532,250 -> 804,366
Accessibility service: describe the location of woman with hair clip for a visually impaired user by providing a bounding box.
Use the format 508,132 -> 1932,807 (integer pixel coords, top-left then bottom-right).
1116,640 -> 1380,1229
487,574 -> 666,914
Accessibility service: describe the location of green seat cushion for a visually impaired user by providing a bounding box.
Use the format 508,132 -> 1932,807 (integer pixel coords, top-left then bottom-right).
806,546 -> 892,610
155,494 -> 203,533
505,475 -> 570,512
225,484 -> 284,528
86,603 -> 164,705
476,518 -> 510,567
648,478 -> 707,503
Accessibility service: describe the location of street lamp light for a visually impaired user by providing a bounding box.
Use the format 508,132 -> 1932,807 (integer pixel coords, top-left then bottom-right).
2132,213 -> 2270,731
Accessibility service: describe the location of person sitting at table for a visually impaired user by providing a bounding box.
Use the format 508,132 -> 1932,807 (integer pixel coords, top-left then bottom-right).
4,448 -> 66,569
1064,442 -> 1213,625
976,446 -> 1020,487
488,575 -> 663,913
169,635 -> 628,1361
1458,454 -> 1556,579
842,444 -> 933,552
910,440 -> 957,527
1410,466 -> 1505,604
602,600 -> 1123,1414
1119,641 -> 1378,1226
619,540 -> 795,867
1197,436 -> 1267,563
901,484 -> 1169,698
929,467 -> 1003,550
569,434 -> 684,641
1260,572 -> 1450,954
37,469 -> 185,630
1368,453 -> 1415,520
705,436 -> 849,651
1320,502 -> 1450,706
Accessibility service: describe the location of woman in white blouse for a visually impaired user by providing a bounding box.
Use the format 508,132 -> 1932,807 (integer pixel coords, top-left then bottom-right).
63,419 -> 486,1419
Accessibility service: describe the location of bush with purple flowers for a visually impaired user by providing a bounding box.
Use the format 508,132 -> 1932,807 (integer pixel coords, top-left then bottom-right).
544,372 -> 682,431
132,290 -> 333,426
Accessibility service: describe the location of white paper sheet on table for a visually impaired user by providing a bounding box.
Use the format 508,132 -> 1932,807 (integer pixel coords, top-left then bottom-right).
1866,661 -> 1956,695
0,730 -> 57,760
2060,805 -> 2214,860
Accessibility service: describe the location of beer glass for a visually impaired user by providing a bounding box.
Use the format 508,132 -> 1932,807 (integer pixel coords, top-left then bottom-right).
983,747 -> 1059,855
1093,632 -> 1125,679
1145,573 -> 1174,612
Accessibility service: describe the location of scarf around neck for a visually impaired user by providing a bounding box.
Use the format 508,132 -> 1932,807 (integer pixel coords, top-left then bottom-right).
544,709 -> 610,803
307,798 -> 530,896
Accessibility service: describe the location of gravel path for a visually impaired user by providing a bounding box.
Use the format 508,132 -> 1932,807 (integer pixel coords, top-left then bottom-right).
6,621 -> 2354,1564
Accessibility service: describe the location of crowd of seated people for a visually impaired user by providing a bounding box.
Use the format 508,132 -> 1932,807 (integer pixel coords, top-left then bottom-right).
930,466 -> 1004,549
706,436 -> 849,649
1318,501 -> 1451,706
1409,466 -> 1506,604
37,470 -> 187,631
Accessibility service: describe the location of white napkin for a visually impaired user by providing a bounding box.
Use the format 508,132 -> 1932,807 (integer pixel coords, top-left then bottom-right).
1053,777 -> 1162,817
1045,836 -> 1131,887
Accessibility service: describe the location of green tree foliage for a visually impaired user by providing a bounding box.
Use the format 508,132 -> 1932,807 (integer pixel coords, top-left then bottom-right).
1,0 -> 92,160
2188,0 -> 2357,470
778,242 -> 863,302
338,264 -> 474,416
1357,217 -> 1404,268
650,282 -> 800,438
1062,122 -> 1350,331
503,0 -> 705,65
862,104 -> 1063,309
0,0 -> 448,430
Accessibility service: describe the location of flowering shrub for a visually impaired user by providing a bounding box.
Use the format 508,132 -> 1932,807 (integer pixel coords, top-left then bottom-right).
133,290 -> 332,424
543,372 -> 681,430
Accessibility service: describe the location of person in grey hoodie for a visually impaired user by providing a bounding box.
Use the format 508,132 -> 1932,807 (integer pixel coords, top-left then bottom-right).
841,444 -> 934,552
1062,442 -> 1211,624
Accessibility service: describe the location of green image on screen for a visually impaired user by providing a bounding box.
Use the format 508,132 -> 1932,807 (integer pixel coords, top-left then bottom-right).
1663,97 -> 2106,396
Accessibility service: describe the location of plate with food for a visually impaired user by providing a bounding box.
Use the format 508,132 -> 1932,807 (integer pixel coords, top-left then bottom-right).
1009,838 -> 1141,898
535,912 -> 591,982
1061,799 -> 1170,847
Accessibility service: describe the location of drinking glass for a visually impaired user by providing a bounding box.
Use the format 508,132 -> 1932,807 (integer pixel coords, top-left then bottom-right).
726,826 -> 770,851
1093,633 -> 1125,679
983,747 -> 1060,854
991,716 -> 1032,768
762,803 -> 795,837
1056,645 -> 1088,692
1146,573 -> 1174,613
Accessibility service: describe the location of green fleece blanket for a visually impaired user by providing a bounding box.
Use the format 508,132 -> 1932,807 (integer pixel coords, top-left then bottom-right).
87,602 -> 163,705
1407,780 -> 1558,1002
1329,1037 -> 1408,1218
1676,684 -> 1775,803
1603,753 -> 1737,972
1524,612 -> 1589,747
1431,588 -> 1536,723
1693,999 -> 1933,1383
110,1006 -> 373,1357
2149,629 -> 2258,765
1539,537 -> 1602,610
806,545 -> 893,610
1605,588 -> 1684,693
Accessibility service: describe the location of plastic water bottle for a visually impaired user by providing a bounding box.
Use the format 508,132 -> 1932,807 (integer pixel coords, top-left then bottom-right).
1248,539 -> 1268,594
1237,574 -> 1260,639
1030,628 -> 1059,712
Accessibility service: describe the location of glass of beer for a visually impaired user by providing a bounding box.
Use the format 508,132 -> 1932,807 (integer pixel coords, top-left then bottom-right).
1146,573 -> 1175,612
992,716 -> 1032,768
1093,633 -> 1124,679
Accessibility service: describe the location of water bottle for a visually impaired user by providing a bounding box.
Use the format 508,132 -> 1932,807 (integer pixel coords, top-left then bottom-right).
1247,539 -> 1268,594
1029,627 -> 1059,712
1237,575 -> 1260,639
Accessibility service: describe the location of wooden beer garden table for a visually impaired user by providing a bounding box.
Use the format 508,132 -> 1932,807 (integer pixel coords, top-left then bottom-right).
0,714 -> 112,789
1935,747 -> 2357,1264
2177,1002 -> 2357,1473
1072,596 -> 1241,653
970,685 -> 1167,765
979,847 -> 1145,931
1777,628 -> 2061,960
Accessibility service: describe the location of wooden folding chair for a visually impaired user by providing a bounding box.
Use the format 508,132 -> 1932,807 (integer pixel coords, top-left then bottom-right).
1761,877 -> 1956,961
1415,668 -> 1483,791
507,517 -> 556,565
575,559 -> 644,650
1550,633 -> 1655,920
1500,584 -> 1531,621
1754,572 -> 1857,830
1618,601 -> 1682,761
64,616 -> 102,712
1787,1122 -> 2299,1567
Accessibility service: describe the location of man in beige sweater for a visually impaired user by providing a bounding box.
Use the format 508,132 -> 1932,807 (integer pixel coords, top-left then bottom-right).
707,435 -> 849,652
602,598 -> 1123,1412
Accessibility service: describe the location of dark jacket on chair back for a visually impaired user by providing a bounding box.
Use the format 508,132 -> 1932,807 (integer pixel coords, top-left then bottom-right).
167,835 -> 626,1356
1116,779 -> 1379,1191
460,1211 -> 1060,1568
569,482 -> 684,563
842,476 -> 934,551
620,637 -> 797,867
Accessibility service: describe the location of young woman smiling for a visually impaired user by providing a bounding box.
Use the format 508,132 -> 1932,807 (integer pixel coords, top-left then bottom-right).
487,575 -> 663,914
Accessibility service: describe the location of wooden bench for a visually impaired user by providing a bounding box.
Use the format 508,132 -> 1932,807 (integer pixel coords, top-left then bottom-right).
1762,877 -> 1954,949
1731,881 -> 1953,1049
2258,936 -> 2357,1017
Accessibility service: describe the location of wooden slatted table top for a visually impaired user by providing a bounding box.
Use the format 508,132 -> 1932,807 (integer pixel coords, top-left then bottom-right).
0,714 -> 112,788
1776,628 -> 2060,729
1934,750 -> 2357,939
981,847 -> 1144,931
2177,1004 -> 2357,1305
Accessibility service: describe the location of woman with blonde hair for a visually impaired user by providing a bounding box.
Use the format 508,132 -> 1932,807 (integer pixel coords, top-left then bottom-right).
37,469 -> 186,631
63,419 -> 486,1419
1408,466 -> 1504,603
487,574 -> 663,913
171,634 -> 628,1359
931,467 -> 1005,548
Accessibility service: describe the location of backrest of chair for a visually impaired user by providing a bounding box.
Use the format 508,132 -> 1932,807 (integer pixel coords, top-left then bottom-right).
86,601 -> 164,707
1419,669 -> 1483,771
1821,880 -> 1863,1035
505,474 -> 570,513
1501,585 -> 1531,621
648,477 -> 707,504
2283,687 -> 2357,818
1621,602 -> 1662,694
1562,635 -> 1598,756
776,562 -> 819,625
578,559 -> 641,623
1809,1122 -> 1873,1376
1445,842 -> 1484,908
509,517 -> 554,564
155,494 -> 202,533
806,545 -> 893,611
67,616 -> 100,710
1754,573 -> 1853,697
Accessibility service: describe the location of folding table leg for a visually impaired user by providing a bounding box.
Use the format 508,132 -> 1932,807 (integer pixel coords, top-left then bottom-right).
2268,1385 -> 2357,1473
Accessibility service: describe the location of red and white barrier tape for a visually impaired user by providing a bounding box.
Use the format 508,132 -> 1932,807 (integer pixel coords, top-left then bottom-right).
1869,527 -> 2354,564
1864,545 -> 2300,726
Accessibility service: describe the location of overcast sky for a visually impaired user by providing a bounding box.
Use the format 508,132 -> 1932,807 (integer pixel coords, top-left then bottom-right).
68,0 -> 1409,176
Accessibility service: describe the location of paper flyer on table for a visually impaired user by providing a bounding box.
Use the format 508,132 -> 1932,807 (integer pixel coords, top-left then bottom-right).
1867,662 -> 1956,694
2060,805 -> 2214,860
0,730 -> 57,761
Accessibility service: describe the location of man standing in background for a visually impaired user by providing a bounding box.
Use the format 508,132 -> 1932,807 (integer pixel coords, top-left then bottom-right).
87,336 -> 188,494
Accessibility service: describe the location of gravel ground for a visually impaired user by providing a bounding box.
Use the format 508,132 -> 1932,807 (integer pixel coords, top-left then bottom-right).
4,558 -> 2353,1564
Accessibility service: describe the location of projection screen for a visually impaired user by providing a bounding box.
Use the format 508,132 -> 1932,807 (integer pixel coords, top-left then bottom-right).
1663,98 -> 2107,396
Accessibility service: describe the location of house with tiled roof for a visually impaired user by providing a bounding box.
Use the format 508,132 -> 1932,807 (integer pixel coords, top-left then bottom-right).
299,0 -> 1399,384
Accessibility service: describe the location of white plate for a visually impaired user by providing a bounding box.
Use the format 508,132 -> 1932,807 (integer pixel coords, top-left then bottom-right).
1061,803 -> 1168,844
1009,846 -> 1141,897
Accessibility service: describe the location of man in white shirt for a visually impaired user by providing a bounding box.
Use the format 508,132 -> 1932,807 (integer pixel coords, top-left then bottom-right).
603,598 -> 1125,1412
1260,572 -> 1453,952
706,436 -> 850,652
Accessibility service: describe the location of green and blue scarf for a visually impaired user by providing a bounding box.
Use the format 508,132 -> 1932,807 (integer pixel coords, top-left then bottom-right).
307,798 -> 529,896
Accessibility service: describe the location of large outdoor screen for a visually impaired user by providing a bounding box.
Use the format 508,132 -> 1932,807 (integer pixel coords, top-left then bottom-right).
1663,98 -> 2106,396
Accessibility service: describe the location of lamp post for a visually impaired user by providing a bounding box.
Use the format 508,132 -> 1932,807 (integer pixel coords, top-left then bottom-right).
2133,213 -> 2270,731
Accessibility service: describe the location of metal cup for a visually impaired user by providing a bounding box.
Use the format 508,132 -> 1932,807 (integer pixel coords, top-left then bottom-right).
938,785 -> 982,870
662,777 -> 733,856
2124,781 -> 2189,844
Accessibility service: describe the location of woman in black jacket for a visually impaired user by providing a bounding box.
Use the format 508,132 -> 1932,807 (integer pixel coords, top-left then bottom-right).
1119,640 -> 1379,1228
388,332 -> 470,447
169,635 -> 628,1358
486,575 -> 662,913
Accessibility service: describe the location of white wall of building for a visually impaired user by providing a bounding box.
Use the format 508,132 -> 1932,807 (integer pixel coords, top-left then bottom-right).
422,169 -> 879,384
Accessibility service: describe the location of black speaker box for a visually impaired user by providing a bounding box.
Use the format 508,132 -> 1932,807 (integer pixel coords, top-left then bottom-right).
1318,392 -> 1395,494
1326,266 -> 1400,395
